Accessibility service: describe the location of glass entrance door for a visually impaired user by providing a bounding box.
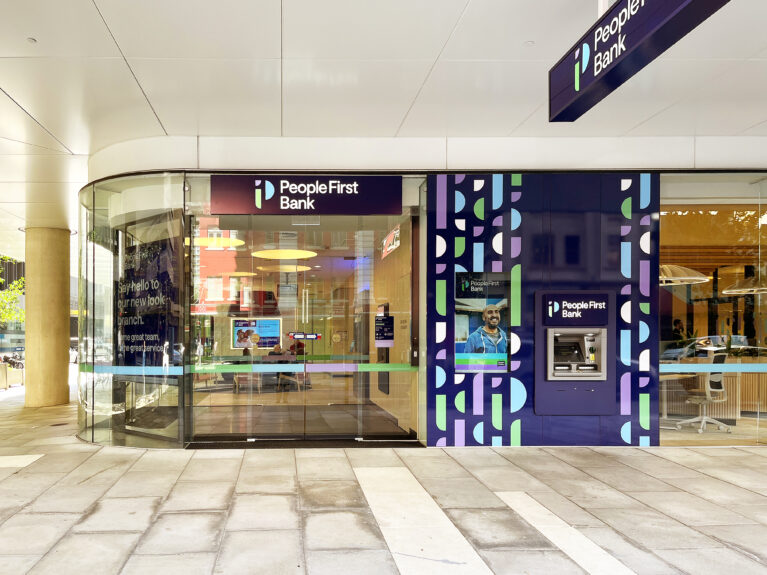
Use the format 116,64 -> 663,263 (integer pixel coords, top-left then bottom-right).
188,207 -> 416,442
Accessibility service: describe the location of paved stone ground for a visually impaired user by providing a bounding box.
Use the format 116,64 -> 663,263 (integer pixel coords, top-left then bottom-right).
2,381 -> 767,574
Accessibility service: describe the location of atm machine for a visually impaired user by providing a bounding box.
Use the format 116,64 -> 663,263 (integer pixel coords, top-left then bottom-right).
535,291 -> 616,415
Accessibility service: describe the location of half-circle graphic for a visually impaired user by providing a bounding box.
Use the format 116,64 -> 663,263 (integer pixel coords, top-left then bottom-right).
455,191 -> 466,213
265,180 -> 275,200
474,180 -> 485,192
510,209 -> 521,230
436,235 -> 446,257
509,333 -> 521,355
639,321 -> 650,343
510,378 -> 527,413
621,197 -> 632,220
455,391 -> 466,413
640,232 -> 650,254
620,422 -> 632,444
492,233 -> 503,255
436,322 -> 446,343
473,422 -> 484,444
620,301 -> 631,324
474,198 -> 485,220
436,366 -> 446,388
456,219 -> 466,231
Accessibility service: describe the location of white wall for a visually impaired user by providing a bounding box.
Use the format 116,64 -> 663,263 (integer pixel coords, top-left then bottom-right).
88,136 -> 767,182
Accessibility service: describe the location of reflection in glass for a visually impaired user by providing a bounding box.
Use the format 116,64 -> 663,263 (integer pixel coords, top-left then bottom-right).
659,174 -> 767,445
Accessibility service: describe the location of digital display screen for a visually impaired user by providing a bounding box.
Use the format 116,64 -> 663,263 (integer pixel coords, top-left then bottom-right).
554,342 -> 584,363
231,318 -> 281,350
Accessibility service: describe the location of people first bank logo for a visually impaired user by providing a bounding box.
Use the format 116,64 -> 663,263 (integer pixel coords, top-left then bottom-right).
574,43 -> 590,92
574,0 -> 648,92
548,301 -> 561,318
254,178 -> 360,211
253,179 -> 275,210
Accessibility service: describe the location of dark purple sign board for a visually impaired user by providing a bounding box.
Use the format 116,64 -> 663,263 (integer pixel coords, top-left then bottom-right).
542,293 -> 610,327
211,174 -> 402,215
549,0 -> 730,122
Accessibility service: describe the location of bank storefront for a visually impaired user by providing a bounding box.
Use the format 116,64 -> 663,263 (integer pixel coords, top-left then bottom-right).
79,170 -> 767,448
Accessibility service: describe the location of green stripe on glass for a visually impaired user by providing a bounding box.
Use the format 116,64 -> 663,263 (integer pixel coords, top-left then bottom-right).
511,264 -> 521,327
511,173 -> 522,187
639,393 -> 650,431
510,419 -> 521,446
436,395 -> 447,431
492,393 -> 502,431
456,359 -> 505,365
357,364 -> 417,372
436,280 -> 446,317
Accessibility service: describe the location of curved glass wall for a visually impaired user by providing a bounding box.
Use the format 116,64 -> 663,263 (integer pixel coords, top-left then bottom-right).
78,174 -> 185,446
79,172 -> 420,447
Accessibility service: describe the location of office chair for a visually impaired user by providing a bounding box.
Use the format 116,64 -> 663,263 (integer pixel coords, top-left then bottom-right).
676,353 -> 731,433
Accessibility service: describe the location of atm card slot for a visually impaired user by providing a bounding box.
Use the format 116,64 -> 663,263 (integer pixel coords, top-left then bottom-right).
576,364 -> 597,371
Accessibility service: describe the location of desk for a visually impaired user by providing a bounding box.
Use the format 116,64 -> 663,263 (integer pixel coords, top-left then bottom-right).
659,373 -> 697,429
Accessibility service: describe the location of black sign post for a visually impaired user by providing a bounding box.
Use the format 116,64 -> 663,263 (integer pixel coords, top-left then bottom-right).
550,0 -> 730,122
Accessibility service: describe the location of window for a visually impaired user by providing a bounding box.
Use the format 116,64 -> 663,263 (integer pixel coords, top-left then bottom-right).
228,277 -> 240,300
206,276 -> 223,301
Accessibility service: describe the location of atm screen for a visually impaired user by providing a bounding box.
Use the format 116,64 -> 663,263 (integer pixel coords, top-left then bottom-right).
554,342 -> 584,363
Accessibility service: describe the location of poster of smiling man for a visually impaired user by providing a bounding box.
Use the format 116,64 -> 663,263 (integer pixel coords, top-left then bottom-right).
455,273 -> 510,372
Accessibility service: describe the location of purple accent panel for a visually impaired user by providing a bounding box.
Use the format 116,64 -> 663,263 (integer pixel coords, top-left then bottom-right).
621,285 -> 632,295
639,376 -> 650,388
493,215 -> 503,227
436,264 -> 447,274
510,237 -> 522,258
455,174 -> 466,184
509,361 -> 521,371
621,226 -> 632,236
437,174 -> 447,230
492,261 -> 503,272
511,191 -> 522,202
621,373 -> 632,415
492,377 -> 503,388
436,437 -> 447,447
473,374 -> 484,415
436,349 -> 446,360
640,260 -> 650,297
306,363 -> 356,372
455,420 -> 466,447
474,226 -> 484,237
641,215 -> 651,225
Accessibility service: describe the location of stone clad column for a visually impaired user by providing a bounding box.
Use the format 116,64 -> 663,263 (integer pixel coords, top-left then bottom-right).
25,228 -> 70,407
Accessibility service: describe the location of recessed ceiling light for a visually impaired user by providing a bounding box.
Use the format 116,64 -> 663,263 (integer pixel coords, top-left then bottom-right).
256,264 -> 312,273
251,249 -> 317,260
523,40 -> 536,47
26,37 -> 37,44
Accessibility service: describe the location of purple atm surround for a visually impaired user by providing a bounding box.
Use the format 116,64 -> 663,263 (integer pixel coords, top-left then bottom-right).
534,290 -> 617,416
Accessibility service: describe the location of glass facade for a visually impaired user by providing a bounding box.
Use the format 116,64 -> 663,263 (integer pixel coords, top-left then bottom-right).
659,173 -> 767,445
79,169 -> 767,448
78,172 -> 419,447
